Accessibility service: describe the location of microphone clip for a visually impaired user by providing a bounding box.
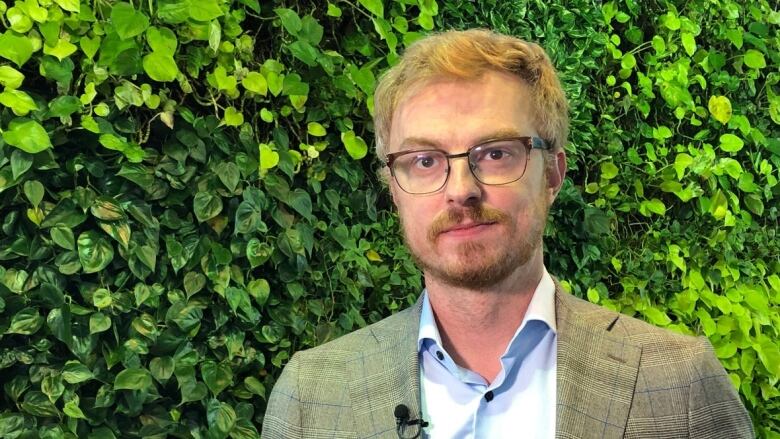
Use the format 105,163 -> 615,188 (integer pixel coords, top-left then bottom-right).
394,404 -> 428,439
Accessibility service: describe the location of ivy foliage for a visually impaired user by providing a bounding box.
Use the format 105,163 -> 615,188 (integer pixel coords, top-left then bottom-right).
0,0 -> 777,437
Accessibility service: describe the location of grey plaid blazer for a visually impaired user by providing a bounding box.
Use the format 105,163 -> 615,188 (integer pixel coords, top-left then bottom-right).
262,286 -> 754,438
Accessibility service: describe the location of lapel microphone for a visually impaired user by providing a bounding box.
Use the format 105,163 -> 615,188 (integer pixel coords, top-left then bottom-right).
394,404 -> 428,439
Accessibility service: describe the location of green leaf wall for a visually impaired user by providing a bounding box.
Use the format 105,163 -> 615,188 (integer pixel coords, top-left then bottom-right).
0,0 -> 777,437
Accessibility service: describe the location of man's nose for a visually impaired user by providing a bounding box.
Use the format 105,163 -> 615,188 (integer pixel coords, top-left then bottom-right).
444,157 -> 482,205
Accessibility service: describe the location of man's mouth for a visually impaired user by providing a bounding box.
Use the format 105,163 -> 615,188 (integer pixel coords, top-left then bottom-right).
440,221 -> 497,235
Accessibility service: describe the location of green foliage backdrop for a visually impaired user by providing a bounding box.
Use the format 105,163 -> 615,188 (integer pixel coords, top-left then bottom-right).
0,0 -> 777,437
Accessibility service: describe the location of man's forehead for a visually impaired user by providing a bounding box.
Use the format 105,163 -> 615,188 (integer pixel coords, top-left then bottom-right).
388,73 -> 535,153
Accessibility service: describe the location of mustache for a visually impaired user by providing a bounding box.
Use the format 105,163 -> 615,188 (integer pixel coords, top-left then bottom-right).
427,206 -> 509,241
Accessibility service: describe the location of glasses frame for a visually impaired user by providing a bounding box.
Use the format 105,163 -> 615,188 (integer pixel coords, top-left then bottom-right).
385,136 -> 551,195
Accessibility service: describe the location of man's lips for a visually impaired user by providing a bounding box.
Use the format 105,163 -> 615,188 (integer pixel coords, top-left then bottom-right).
440,221 -> 497,234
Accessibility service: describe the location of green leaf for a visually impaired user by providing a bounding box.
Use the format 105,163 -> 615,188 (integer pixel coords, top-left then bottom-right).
358,0 -> 384,17
299,15 -> 324,46
43,39 -> 79,61
223,106 -> 244,126
51,225 -> 76,250
0,90 -> 38,116
111,3 -> 150,40
77,231 -> 115,273
91,197 -> 125,221
0,65 -> 25,89
217,162 -> 240,192
209,19 -> 221,52
146,26 -> 178,55
89,312 -> 112,333
201,361 -> 233,396
143,52 -> 179,82
326,3 -> 342,17
246,239 -> 272,267
307,122 -> 326,137
708,96 -> 732,124
600,162 -> 619,180
10,149 -> 32,180
48,95 -> 83,117
274,8 -> 302,34
207,399 -> 236,434
341,130 -> 368,160
641,307 -> 671,326
755,336 -> 780,377
715,341 -> 738,359
189,0 -> 223,21
259,143 -> 279,169
288,40 -> 318,66
114,368 -> 153,390
680,32 -> 696,56
247,278 -> 270,306
193,192 -> 223,222
743,49 -> 766,69
244,376 -> 265,396
80,36 -> 101,59
63,400 -> 86,419
7,308 -> 43,335
0,32 -> 34,67
183,271 -> 206,296
719,133 -> 744,152
23,180 -> 44,207
92,288 -> 112,309
241,72 -> 267,95
62,361 -> 93,384
21,392 -> 59,417
266,71 -> 283,96
285,189 -> 313,219
642,198 -> 666,216
2,119 -> 52,153
744,194 -> 764,215
53,0 -> 80,12
150,357 -> 175,381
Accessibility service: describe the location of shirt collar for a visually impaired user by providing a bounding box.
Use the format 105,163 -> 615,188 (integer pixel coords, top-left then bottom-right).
417,267 -> 557,352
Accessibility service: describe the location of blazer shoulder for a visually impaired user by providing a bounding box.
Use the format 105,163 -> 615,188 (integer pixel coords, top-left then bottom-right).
559,291 -> 707,355
295,302 -> 420,360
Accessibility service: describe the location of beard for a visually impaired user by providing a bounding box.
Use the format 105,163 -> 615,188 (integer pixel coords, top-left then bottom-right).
402,203 -> 547,290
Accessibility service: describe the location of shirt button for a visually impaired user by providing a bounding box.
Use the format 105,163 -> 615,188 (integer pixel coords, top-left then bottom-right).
485,391 -> 494,402
436,351 -> 444,361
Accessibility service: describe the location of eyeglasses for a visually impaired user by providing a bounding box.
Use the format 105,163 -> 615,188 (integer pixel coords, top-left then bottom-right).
386,136 -> 550,194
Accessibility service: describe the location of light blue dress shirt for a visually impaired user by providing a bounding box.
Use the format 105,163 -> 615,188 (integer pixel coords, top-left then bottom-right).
417,269 -> 557,438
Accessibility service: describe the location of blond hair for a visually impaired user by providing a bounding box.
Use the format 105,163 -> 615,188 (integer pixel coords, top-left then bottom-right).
373,29 -> 569,160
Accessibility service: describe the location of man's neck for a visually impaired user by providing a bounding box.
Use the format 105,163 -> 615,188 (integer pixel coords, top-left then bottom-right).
424,257 -> 544,384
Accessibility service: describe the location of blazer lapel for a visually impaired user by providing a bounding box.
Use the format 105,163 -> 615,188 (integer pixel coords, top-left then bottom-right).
346,299 -> 423,439
555,287 -> 641,439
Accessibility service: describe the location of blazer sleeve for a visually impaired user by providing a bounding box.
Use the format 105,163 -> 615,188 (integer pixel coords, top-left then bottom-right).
261,353 -> 303,439
687,336 -> 754,438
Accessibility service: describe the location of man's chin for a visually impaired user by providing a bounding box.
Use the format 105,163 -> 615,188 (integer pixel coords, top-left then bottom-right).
418,252 -> 520,290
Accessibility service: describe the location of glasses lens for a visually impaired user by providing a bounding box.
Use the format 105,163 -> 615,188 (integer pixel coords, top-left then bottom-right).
392,150 -> 448,194
469,139 -> 528,185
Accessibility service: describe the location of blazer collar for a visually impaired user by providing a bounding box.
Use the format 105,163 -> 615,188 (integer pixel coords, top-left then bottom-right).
555,284 -> 642,438
346,298 -> 424,439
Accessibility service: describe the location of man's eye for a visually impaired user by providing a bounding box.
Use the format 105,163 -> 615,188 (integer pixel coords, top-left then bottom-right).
413,155 -> 439,168
481,148 -> 512,161
488,150 -> 506,160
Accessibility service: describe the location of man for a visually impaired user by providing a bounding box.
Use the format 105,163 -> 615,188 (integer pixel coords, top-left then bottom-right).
262,29 -> 753,438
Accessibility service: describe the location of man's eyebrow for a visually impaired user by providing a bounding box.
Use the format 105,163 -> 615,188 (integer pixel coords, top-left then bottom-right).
396,128 -> 528,152
475,128 -> 525,143
397,137 -> 442,151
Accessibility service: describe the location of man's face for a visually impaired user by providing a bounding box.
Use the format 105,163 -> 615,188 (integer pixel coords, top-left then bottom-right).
387,71 -> 565,289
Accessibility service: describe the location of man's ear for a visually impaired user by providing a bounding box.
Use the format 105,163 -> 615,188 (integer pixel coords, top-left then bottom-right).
546,150 -> 567,201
